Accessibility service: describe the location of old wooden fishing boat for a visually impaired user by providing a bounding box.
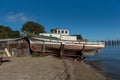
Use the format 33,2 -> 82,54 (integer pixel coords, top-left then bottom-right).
25,28 -> 105,58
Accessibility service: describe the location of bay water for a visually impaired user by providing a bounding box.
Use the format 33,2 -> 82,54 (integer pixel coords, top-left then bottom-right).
85,45 -> 120,80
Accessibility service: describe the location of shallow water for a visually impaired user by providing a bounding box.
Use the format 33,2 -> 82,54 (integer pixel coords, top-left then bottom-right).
85,45 -> 120,80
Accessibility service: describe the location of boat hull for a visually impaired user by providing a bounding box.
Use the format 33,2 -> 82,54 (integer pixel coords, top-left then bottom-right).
29,38 -> 105,56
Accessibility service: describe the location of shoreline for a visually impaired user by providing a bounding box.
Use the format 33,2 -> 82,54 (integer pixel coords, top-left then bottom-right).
68,59 -> 112,80
85,60 -> 112,80
0,56 -> 111,80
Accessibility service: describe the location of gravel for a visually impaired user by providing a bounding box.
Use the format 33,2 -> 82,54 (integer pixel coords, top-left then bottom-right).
0,56 -> 110,80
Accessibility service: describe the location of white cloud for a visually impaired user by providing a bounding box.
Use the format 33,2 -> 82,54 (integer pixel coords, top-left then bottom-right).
6,12 -> 32,22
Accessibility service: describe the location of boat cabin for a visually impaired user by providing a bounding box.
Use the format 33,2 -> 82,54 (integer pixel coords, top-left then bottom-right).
50,28 -> 69,35
39,28 -> 77,41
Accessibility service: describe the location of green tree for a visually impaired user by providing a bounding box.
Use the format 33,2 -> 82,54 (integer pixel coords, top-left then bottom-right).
22,21 -> 45,34
8,30 -> 20,38
0,25 -> 20,39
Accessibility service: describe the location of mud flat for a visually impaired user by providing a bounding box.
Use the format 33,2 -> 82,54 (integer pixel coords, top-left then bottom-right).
0,56 -> 111,80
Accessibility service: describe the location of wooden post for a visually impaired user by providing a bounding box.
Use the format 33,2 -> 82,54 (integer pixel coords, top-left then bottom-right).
81,44 -> 85,61
97,49 -> 101,56
0,58 -> 2,65
42,43 -> 46,54
4,48 -> 11,57
60,43 -> 64,58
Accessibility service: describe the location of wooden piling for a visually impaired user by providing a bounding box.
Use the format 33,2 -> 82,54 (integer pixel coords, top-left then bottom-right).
81,44 -> 85,60
60,43 -> 64,58
0,58 -> 2,65
42,43 -> 46,54
97,49 -> 101,56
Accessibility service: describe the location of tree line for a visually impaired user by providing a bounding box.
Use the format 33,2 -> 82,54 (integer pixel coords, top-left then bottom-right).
0,25 -> 20,39
0,21 -> 45,39
0,21 -> 84,40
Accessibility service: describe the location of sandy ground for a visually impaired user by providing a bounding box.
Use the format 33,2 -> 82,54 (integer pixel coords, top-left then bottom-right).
0,56 -> 111,80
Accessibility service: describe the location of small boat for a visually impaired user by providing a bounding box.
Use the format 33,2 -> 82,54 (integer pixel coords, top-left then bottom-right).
24,28 -> 105,58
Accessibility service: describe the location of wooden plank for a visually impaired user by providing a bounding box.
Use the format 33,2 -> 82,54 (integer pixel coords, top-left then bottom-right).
4,48 -> 11,57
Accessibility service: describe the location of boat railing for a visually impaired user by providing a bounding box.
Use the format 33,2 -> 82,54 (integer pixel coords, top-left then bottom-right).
25,32 -> 58,40
86,41 -> 105,45
25,32 -> 105,45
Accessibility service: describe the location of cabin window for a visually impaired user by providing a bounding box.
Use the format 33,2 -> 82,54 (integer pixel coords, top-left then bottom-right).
58,30 -> 60,33
65,31 -> 68,34
54,30 -> 57,33
62,30 -> 64,34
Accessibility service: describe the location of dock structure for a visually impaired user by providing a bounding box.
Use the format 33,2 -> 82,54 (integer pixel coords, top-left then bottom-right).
0,38 -> 30,57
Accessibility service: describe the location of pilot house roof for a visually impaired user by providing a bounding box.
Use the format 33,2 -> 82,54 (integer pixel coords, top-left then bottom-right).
50,28 -> 69,35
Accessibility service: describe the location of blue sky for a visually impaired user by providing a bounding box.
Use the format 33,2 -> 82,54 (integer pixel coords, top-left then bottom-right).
0,0 -> 120,41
